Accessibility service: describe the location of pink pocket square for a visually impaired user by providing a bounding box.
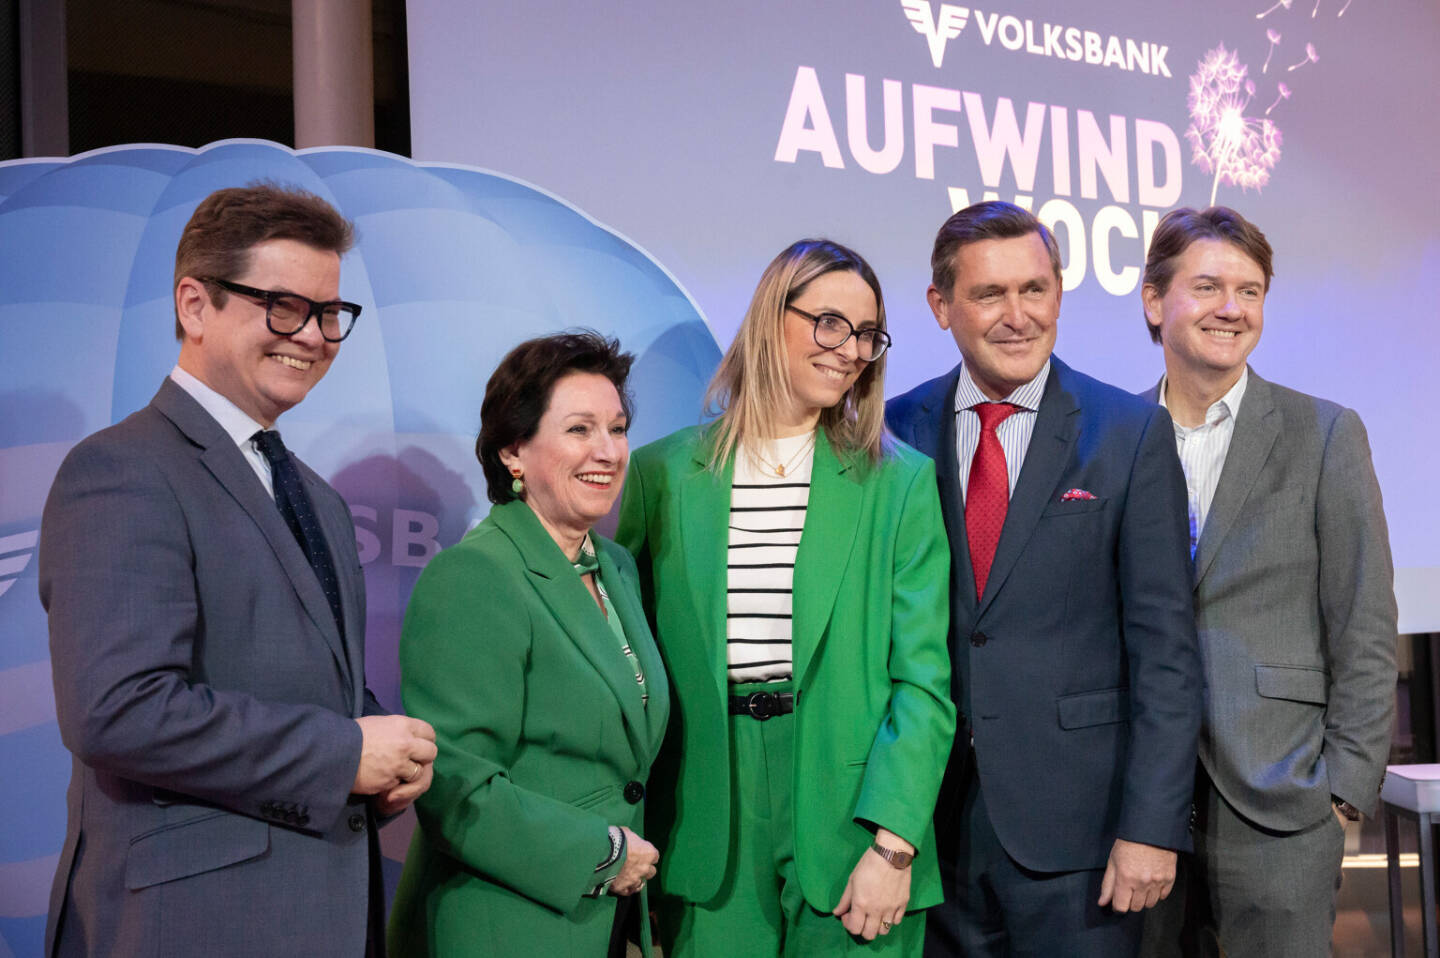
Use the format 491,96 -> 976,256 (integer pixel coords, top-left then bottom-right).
1060,488 -> 1098,501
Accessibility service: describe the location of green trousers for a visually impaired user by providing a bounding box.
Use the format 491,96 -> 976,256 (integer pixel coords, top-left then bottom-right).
658,682 -> 924,957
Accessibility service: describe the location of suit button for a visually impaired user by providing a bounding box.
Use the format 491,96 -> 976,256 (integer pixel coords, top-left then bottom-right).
970,631 -> 988,647
623,781 -> 645,804
348,813 -> 366,833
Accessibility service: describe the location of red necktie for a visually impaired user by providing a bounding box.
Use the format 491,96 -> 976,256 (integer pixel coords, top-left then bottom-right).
966,402 -> 1019,599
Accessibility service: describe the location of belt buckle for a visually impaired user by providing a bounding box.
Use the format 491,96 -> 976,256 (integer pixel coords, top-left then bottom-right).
746,691 -> 774,721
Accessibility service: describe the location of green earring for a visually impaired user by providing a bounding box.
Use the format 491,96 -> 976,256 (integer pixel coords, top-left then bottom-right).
510,470 -> 524,496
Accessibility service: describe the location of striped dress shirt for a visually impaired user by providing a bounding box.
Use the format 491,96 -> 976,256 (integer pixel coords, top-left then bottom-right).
1158,368 -> 1248,557
725,433 -> 815,683
954,360 -> 1051,501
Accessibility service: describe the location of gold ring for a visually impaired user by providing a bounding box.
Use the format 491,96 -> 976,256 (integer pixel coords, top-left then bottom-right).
881,920 -> 892,931
406,761 -> 421,782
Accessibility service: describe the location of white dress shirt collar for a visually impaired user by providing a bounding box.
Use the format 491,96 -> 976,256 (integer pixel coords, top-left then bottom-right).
954,359 -> 1051,413
169,366 -> 275,496
170,366 -> 269,446
1158,366 -> 1249,431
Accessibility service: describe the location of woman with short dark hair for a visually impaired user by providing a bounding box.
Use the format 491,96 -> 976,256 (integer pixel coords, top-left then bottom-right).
388,330 -> 669,957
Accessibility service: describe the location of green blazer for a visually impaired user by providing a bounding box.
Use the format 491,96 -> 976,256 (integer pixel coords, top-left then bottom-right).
616,426 -> 955,912
387,500 -> 670,957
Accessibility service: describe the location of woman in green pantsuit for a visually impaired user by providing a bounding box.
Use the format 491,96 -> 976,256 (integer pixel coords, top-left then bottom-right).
617,240 -> 955,956
388,332 -> 669,957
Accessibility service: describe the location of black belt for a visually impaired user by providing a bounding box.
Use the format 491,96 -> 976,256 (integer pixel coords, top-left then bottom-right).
728,690 -> 795,720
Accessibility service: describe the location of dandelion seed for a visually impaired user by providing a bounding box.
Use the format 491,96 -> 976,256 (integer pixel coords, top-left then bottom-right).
1257,0 -> 1292,18
1338,0 -> 1353,14
1311,0 -> 1320,16
1266,82 -> 1292,114
1288,42 -> 1318,70
1262,29 -> 1281,73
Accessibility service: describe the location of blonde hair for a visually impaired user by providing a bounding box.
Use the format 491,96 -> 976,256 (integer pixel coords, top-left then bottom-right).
705,239 -> 889,469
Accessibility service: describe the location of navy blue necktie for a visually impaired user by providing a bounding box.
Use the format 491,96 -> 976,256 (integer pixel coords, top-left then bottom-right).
253,430 -> 345,637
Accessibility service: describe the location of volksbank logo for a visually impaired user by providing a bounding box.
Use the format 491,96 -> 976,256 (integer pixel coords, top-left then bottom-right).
903,1 -> 970,68
901,0 -> 1171,78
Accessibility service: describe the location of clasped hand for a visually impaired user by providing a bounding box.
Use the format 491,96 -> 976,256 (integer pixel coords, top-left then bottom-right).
609,827 -> 659,896
352,715 -> 438,816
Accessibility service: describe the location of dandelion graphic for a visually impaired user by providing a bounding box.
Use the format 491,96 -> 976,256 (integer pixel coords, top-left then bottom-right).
1311,0 -> 1321,16
1288,42 -> 1319,70
1266,82 -> 1292,114
1185,45 -> 1283,205
1338,0 -> 1354,14
1256,0 -> 1292,19
1262,29 -> 1282,72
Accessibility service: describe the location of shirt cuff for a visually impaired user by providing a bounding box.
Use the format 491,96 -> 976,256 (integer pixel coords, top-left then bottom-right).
584,825 -> 627,898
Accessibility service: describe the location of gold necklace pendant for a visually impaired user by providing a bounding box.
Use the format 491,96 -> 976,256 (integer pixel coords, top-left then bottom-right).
755,431 -> 815,479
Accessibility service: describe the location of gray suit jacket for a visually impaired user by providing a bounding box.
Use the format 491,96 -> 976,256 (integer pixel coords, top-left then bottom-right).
1143,369 -> 1397,828
39,378 -> 385,957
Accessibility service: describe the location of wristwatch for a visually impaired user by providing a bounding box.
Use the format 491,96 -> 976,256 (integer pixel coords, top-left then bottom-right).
1333,797 -> 1361,822
871,841 -> 914,869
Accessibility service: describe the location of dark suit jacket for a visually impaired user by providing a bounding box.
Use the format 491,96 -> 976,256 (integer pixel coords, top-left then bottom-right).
40,378 -> 384,958
887,356 -> 1201,872
387,500 -> 670,957
1141,369 -> 1396,827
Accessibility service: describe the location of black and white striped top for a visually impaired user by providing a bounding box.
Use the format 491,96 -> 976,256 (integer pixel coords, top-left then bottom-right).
726,432 -> 815,683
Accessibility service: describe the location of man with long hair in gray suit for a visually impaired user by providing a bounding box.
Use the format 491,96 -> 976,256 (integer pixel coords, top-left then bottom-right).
40,184 -> 437,957
1137,206 -> 1397,957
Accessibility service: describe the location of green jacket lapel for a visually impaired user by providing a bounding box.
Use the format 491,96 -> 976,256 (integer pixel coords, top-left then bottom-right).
680,434 -> 733,707
597,541 -> 670,759
490,501 -> 648,752
792,430 -> 862,687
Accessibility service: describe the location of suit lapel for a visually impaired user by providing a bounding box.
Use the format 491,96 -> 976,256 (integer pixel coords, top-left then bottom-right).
791,431 -> 862,687
979,361 -> 1080,616
153,380 -> 351,686
905,371 -> 955,466
492,502 -> 649,748
307,474 -> 367,714
680,436 -> 733,707
598,542 -> 669,759
1192,370 -> 1279,586
928,368 -> 977,619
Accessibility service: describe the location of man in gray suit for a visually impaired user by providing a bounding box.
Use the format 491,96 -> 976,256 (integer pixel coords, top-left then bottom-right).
40,184 -> 437,957
1136,206 -> 1397,957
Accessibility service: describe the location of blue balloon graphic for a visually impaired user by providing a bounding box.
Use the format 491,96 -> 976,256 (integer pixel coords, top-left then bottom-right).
0,140 -> 721,956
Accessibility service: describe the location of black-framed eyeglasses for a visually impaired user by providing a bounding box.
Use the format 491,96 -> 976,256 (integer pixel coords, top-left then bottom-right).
201,277 -> 363,343
786,305 -> 892,361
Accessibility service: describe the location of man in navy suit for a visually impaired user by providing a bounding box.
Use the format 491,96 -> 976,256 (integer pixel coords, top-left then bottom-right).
886,201 -> 1201,956
40,184 -> 437,957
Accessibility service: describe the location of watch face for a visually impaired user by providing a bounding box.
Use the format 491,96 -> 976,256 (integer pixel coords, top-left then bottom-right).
873,843 -> 913,868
